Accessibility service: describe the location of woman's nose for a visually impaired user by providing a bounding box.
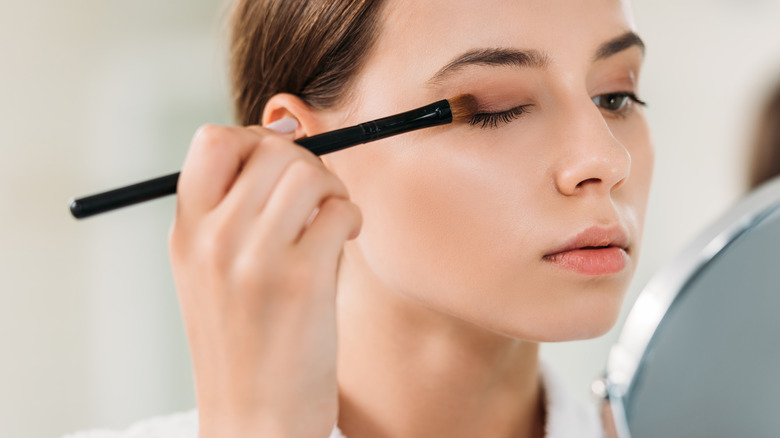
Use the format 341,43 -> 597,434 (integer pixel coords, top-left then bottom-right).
552,105 -> 631,197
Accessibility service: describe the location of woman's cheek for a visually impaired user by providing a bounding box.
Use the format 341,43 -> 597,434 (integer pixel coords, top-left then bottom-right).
351,140 -> 543,301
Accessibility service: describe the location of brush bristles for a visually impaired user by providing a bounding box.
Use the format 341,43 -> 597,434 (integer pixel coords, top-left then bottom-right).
448,94 -> 478,123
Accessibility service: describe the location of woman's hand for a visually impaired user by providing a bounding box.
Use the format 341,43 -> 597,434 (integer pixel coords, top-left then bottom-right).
168,120 -> 362,438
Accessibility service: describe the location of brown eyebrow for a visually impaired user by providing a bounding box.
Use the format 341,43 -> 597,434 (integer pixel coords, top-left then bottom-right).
426,31 -> 645,86
426,48 -> 550,85
594,31 -> 645,61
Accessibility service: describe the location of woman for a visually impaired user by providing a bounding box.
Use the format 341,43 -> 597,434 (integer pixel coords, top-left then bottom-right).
68,0 -> 654,436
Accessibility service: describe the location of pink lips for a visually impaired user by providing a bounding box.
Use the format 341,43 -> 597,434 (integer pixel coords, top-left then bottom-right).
543,226 -> 629,276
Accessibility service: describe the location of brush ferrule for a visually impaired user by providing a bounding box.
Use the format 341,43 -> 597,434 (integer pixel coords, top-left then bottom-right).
298,99 -> 453,155
362,99 -> 452,140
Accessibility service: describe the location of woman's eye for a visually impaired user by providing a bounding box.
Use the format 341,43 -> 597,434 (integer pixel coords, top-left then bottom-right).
592,92 -> 647,116
468,104 -> 531,129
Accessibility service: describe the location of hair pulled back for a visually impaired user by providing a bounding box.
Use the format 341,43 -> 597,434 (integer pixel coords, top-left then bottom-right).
230,0 -> 385,126
748,82 -> 780,189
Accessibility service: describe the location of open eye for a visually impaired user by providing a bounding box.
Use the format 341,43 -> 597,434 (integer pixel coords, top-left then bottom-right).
592,92 -> 646,116
468,104 -> 532,129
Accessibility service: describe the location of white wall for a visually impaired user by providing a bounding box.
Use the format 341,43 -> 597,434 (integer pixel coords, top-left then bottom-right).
1,1 -> 779,437
0,1 -> 231,436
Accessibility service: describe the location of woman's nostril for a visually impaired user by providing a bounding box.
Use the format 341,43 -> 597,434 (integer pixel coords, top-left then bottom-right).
576,178 -> 602,189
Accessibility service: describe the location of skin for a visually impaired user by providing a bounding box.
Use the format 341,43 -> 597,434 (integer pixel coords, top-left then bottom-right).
169,0 -> 653,437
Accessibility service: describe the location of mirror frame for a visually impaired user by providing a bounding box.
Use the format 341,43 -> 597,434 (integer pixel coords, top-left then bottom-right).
598,176 -> 780,438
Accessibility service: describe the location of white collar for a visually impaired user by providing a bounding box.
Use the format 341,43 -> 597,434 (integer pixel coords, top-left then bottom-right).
539,361 -> 603,438
63,364 -> 602,438
330,361 -> 603,438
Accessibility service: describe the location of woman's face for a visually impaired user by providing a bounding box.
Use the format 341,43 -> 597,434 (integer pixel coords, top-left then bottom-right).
320,0 -> 653,341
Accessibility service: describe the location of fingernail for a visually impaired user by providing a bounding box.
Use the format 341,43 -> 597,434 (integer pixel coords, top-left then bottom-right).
265,117 -> 299,134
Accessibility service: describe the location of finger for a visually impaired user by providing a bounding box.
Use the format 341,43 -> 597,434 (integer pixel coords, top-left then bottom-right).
255,160 -> 350,245
217,127 -> 324,222
177,122 -> 297,216
298,197 -> 362,262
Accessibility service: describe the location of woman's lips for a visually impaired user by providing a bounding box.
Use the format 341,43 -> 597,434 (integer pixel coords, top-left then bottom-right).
544,247 -> 628,275
543,226 -> 630,276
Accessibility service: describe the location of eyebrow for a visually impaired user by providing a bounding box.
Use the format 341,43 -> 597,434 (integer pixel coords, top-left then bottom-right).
593,31 -> 645,61
426,31 -> 645,86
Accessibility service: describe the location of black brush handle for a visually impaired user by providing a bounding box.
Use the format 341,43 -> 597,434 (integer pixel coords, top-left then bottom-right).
69,99 -> 453,219
66,134 -> 343,219
70,173 -> 180,219
66,133 -> 341,219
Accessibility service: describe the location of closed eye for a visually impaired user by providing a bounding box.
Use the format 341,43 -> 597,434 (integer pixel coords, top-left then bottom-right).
468,104 -> 532,129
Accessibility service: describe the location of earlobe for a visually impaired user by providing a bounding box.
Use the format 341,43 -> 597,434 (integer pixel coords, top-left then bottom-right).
262,93 -> 322,141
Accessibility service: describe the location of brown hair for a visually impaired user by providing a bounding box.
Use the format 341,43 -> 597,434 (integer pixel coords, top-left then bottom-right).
748,81 -> 780,189
229,0 -> 385,126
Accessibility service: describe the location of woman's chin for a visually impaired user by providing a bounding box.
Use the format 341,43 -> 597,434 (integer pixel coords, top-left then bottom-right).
463,288 -> 626,343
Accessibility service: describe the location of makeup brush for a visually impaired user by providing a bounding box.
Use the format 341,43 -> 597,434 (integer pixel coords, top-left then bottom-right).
69,94 -> 478,219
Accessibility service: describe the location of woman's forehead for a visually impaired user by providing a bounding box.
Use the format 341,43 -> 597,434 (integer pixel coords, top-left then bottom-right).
362,0 -> 637,87
389,1 -> 632,41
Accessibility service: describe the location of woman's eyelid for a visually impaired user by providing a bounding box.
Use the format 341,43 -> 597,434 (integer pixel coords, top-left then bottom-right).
471,94 -> 533,111
591,86 -> 642,99
468,104 -> 531,128
473,102 -> 532,116
590,64 -> 641,93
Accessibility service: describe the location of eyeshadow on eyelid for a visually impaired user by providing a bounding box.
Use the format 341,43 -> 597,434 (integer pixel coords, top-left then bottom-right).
473,95 -> 532,111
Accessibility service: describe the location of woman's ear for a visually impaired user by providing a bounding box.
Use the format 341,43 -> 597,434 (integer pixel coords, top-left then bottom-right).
261,93 -> 327,141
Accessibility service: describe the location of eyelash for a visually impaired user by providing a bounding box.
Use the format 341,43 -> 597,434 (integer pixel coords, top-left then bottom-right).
468,105 -> 531,129
468,92 -> 647,129
592,92 -> 647,118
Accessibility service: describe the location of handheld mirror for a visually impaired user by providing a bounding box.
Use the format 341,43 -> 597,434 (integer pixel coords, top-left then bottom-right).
599,176 -> 780,438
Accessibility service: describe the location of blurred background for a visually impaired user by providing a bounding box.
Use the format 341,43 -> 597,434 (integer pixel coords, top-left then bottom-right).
1,0 -> 779,436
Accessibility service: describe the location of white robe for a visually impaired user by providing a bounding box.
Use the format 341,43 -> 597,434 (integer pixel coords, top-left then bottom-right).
62,362 -> 603,438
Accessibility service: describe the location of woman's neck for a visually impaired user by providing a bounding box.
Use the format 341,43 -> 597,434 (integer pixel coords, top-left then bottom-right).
335,248 -> 545,438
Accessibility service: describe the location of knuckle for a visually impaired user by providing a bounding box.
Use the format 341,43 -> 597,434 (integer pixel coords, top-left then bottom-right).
229,251 -> 269,290
323,197 -> 351,216
192,124 -> 231,153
